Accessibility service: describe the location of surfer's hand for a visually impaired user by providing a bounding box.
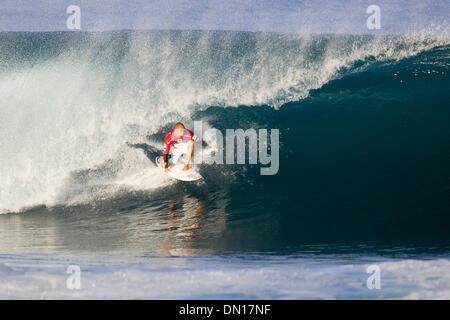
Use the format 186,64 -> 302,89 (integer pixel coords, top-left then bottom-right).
165,167 -> 170,173
182,164 -> 189,171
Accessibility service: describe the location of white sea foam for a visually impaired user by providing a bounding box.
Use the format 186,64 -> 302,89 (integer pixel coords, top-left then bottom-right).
0,254 -> 449,299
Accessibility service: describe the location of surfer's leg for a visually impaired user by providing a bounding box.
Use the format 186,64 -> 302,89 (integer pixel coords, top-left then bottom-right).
171,148 -> 183,164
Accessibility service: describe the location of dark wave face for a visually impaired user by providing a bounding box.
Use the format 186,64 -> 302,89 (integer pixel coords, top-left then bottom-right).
0,31 -> 449,254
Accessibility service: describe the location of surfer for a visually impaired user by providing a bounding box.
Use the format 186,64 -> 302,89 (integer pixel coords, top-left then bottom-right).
158,123 -> 196,172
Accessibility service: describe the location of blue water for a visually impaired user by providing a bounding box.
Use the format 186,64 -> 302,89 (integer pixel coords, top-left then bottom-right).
0,30 -> 449,298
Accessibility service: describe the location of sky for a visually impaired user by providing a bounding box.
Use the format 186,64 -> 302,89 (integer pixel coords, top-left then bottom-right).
0,0 -> 448,34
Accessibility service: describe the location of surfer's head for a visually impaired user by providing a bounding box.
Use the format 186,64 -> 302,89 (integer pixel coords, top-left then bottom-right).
173,122 -> 185,138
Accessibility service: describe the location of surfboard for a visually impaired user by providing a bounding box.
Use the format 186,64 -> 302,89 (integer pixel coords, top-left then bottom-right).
155,156 -> 203,182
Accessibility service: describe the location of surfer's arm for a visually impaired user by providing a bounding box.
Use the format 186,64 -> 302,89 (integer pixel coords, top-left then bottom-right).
163,146 -> 171,169
186,140 -> 194,164
164,154 -> 170,169
163,132 -> 173,170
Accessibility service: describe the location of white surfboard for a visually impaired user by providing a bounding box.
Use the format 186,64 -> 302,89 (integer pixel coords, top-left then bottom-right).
155,156 -> 203,182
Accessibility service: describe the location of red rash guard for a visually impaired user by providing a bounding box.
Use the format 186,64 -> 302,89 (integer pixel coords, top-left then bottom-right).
164,129 -> 195,155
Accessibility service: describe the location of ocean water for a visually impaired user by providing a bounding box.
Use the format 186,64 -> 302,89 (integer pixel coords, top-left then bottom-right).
0,30 -> 449,299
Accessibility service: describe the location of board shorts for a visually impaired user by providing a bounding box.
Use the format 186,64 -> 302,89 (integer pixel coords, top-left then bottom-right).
171,143 -> 189,165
